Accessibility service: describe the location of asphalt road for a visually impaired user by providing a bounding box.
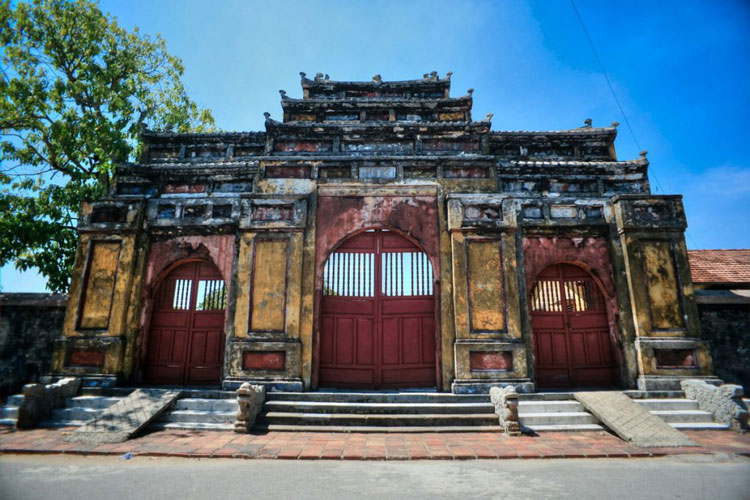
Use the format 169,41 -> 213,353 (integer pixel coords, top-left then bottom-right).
1,453 -> 748,500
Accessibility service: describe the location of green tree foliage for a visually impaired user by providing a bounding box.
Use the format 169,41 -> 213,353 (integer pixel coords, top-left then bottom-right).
0,0 -> 214,292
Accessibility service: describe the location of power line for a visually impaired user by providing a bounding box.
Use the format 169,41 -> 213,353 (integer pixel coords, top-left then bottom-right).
569,0 -> 666,195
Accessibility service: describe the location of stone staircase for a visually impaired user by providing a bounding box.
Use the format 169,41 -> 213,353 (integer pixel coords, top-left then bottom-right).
0,394 -> 23,426
1,390 -> 743,433
257,391 -> 500,432
518,395 -> 603,432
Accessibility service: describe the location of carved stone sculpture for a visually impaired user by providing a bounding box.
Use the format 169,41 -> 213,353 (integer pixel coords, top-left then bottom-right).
234,383 -> 266,433
489,385 -> 521,436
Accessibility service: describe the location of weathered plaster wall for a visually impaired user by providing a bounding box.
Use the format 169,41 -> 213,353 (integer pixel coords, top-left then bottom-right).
613,195 -> 717,390
0,294 -> 66,401
315,192 -> 440,270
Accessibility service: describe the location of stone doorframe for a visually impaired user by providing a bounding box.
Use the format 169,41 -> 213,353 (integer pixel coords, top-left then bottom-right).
312,185 -> 444,390
522,236 -> 637,389
133,235 -> 235,385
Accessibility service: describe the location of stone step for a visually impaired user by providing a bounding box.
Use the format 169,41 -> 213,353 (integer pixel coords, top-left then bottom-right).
261,412 -> 498,427
519,411 -> 600,426
65,396 -> 123,409
87,387 -> 235,400
174,398 -> 238,412
263,401 -> 495,415
50,406 -> 104,422
266,391 -> 489,404
38,419 -> 89,427
151,421 -> 234,431
517,400 -> 584,413
524,423 -> 605,432
636,399 -> 700,411
5,394 -> 24,406
256,424 -> 504,433
623,390 -> 686,399
0,406 -> 19,419
670,422 -> 730,430
159,409 -> 236,424
518,392 -> 576,401
650,410 -> 715,424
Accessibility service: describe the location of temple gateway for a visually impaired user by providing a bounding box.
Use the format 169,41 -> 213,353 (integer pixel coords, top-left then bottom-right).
51,72 -> 721,395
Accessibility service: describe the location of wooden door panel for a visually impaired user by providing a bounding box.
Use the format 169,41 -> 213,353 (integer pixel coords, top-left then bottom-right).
319,230 -> 436,389
401,317 -> 420,364
530,264 -> 616,389
381,318 -> 399,365
421,317 -> 436,363
335,318 -> 355,365
320,317 -> 335,364
356,318 -> 374,365
145,261 -> 225,386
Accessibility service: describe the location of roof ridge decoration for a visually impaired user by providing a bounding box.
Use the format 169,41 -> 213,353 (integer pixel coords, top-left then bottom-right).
299,71 -> 453,88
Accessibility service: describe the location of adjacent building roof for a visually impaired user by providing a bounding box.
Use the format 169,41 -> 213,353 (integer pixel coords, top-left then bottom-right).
688,249 -> 750,285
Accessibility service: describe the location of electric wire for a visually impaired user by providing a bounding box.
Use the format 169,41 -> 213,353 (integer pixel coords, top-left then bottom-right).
570,1 -> 701,248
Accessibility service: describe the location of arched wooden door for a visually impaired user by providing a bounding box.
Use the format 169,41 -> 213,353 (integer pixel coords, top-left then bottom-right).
144,261 -> 227,386
319,229 -> 436,389
530,263 -> 616,389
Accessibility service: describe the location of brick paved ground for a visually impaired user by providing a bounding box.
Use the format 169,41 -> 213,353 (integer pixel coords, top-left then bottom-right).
1,426 -> 748,460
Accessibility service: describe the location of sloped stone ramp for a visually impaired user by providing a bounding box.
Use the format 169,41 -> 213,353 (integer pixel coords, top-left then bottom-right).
66,389 -> 180,444
575,391 -> 698,448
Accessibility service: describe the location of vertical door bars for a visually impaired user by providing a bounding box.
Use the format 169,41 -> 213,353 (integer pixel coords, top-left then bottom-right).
324,251 -> 432,297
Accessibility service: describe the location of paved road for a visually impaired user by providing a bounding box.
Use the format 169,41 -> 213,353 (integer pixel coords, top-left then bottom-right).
1,453 -> 748,500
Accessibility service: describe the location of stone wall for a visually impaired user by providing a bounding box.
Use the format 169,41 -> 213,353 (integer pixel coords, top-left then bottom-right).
0,293 -> 66,402
697,302 -> 750,393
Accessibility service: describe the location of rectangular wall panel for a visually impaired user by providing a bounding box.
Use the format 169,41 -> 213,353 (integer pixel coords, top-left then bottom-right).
250,239 -> 288,332
466,240 -> 506,331
643,241 -> 684,330
78,241 -> 122,329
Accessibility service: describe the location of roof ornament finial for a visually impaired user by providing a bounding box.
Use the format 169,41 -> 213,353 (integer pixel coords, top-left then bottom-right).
584,118 -> 593,127
324,74 -> 330,81
279,89 -> 287,99
484,112 -> 494,122
467,88 -> 474,96
611,121 -> 620,128
430,71 -> 438,81
263,112 -> 271,120
639,150 -> 648,158
446,71 -> 453,80
299,72 -> 309,84
314,72 -> 324,82
372,74 -> 382,84
423,73 -> 429,79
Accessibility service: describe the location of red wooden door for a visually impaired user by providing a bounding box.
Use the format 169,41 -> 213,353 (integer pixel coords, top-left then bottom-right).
530,264 -> 616,389
145,261 -> 226,386
319,230 -> 436,389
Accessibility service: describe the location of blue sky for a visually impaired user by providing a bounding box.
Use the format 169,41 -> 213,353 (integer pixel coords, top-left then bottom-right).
2,0 -> 748,292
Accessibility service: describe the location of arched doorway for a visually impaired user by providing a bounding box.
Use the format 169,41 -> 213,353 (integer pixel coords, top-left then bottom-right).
319,229 -> 436,389
530,263 -> 616,389
144,261 -> 226,386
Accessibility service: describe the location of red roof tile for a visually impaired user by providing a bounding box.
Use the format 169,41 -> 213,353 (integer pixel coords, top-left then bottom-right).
688,250 -> 750,284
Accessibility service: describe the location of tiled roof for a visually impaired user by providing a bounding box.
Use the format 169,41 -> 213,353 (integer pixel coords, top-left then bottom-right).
688,249 -> 750,284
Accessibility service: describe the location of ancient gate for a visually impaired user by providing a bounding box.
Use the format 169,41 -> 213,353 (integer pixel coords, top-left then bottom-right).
530,263 -> 616,389
319,230 -> 436,389
144,261 -> 226,386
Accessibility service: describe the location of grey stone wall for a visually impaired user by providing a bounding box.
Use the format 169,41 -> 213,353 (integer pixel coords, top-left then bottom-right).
698,303 -> 750,393
0,293 -> 66,402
